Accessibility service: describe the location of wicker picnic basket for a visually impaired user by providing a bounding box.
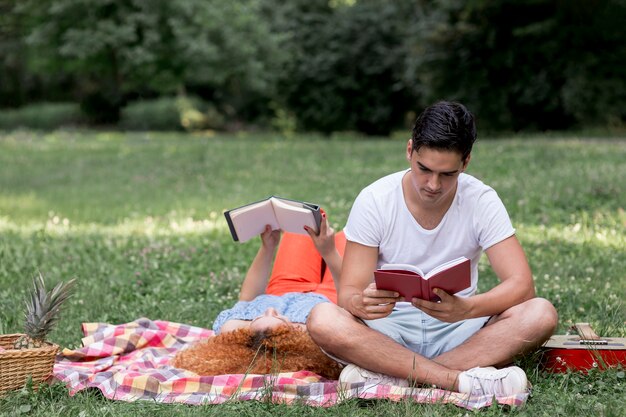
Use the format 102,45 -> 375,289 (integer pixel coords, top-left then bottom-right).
0,334 -> 58,395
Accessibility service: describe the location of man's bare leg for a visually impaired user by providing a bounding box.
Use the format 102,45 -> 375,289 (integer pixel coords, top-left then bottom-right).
308,298 -> 556,389
307,302 -> 462,390
433,298 -> 558,370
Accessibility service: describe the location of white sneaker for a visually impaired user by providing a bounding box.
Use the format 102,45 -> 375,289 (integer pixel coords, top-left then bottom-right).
339,364 -> 409,387
457,366 -> 528,396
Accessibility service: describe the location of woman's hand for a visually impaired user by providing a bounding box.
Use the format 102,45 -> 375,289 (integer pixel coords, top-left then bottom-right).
260,225 -> 281,251
306,211 -> 343,287
304,214 -> 335,258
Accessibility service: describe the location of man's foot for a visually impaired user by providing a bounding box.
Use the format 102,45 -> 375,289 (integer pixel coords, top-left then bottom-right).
457,366 -> 529,396
339,364 -> 409,387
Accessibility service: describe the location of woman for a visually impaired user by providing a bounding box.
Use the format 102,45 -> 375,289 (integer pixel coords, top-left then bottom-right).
173,213 -> 345,379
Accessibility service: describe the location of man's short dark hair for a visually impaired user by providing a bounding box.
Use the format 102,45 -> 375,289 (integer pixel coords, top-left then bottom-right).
411,101 -> 477,161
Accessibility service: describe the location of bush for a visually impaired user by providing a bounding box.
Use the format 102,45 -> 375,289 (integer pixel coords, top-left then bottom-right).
176,95 -> 225,132
406,0 -> 626,131
119,96 -> 225,132
119,97 -> 183,131
0,102 -> 85,130
271,0 -> 416,136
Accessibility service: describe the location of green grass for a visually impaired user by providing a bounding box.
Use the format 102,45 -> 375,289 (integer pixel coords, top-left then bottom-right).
0,130 -> 624,416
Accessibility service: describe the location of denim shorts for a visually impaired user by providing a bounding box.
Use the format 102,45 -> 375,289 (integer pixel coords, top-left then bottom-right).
363,307 -> 490,359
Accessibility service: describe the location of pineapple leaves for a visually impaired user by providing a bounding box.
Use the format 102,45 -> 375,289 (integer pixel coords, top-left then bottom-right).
22,272 -> 76,343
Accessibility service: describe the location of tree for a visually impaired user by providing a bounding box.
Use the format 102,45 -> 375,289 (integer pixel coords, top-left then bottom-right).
266,0 -> 418,135
406,0 -> 625,131
17,0 -> 286,123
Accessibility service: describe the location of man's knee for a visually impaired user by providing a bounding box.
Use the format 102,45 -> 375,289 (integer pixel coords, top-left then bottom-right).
515,297 -> 558,335
307,302 -> 344,345
533,297 -> 558,332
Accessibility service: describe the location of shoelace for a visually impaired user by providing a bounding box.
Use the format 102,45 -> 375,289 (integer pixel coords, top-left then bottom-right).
468,369 -> 508,395
359,369 -> 408,387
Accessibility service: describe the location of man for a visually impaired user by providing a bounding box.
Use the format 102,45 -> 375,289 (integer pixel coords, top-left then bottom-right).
306,101 -> 557,396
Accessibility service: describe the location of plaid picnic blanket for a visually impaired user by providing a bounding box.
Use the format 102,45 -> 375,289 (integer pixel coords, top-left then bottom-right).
53,318 -> 529,409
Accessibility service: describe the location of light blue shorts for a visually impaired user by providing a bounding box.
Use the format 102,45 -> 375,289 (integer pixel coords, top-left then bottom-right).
363,307 -> 490,359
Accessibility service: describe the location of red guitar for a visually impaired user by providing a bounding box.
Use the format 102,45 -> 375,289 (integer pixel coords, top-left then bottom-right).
541,323 -> 626,373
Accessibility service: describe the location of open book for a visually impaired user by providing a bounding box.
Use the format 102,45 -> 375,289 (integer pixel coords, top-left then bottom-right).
374,257 -> 470,302
224,196 -> 322,243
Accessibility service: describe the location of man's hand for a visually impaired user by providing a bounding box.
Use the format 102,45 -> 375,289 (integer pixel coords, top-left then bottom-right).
411,288 -> 474,323
349,283 -> 401,320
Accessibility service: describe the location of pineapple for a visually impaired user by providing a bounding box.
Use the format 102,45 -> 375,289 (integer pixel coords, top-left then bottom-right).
13,273 -> 76,350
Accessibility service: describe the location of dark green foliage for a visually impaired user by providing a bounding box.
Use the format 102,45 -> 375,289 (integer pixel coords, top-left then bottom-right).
0,0 -> 26,108
559,1 -> 626,127
119,97 -> 185,131
269,0 -> 417,135
13,0 -> 285,125
0,102 -> 85,130
119,95 -> 226,131
407,0 -> 626,131
0,0 -> 624,132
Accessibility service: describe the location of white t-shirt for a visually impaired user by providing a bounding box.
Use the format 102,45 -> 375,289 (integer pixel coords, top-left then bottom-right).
344,170 -> 515,298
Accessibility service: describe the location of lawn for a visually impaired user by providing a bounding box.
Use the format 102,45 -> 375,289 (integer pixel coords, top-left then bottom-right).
0,130 -> 624,416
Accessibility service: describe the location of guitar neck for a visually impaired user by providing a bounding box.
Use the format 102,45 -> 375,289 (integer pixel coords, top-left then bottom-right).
574,323 -> 608,345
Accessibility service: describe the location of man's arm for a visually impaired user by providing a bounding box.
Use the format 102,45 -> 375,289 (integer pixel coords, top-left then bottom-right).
412,235 -> 535,322
477,234 -> 535,313
339,240 -> 400,320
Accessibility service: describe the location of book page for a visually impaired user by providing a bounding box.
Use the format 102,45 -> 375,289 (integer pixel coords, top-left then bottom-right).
424,257 -> 468,279
272,197 -> 318,235
425,257 -> 471,299
270,197 -> 303,209
230,200 -> 279,242
379,263 -> 425,276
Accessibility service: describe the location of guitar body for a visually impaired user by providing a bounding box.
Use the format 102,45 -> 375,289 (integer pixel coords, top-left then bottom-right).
541,334 -> 626,373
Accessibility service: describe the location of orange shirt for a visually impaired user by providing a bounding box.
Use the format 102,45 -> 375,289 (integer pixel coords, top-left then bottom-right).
265,231 -> 346,304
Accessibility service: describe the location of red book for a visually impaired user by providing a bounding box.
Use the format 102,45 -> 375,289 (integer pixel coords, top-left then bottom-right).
374,257 -> 471,302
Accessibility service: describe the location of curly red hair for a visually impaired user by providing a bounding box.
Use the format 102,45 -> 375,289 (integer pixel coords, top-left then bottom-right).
172,325 -> 342,379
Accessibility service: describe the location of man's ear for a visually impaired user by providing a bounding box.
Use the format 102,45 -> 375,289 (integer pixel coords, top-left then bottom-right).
462,153 -> 471,171
406,139 -> 413,162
